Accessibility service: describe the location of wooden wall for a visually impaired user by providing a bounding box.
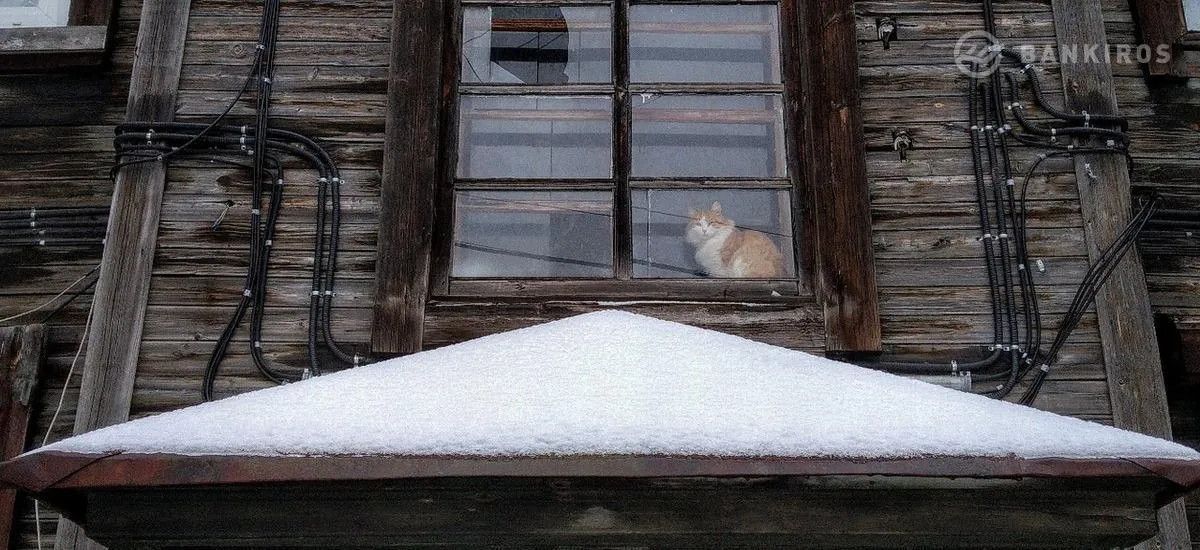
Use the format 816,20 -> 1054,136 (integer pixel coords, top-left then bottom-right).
0,2 -> 138,548
13,0 -> 1198,546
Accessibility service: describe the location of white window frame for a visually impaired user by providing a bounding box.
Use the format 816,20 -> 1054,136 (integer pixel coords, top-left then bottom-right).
0,0 -> 70,29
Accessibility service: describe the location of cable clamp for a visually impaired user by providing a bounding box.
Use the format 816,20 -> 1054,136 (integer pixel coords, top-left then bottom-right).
37,239 -> 46,246
318,177 -> 329,184
264,239 -> 273,247
984,124 -> 994,132
1082,110 -> 1090,127
1037,153 -> 1047,160
997,232 -> 1009,240
262,76 -> 272,84
243,289 -> 253,297
302,369 -> 313,380
1049,128 -> 1057,137
1010,101 -> 1021,109
1106,139 -> 1116,147
276,178 -> 284,187
254,341 -> 262,349
1005,178 -> 1015,186
987,344 -> 996,351
311,290 -> 321,296
145,128 -> 155,144
1065,144 -> 1075,150
29,220 -> 37,228
1017,263 -> 1026,271
1023,63 -> 1034,72
256,43 -> 265,51
950,360 -> 958,374
353,354 -> 363,367
1039,364 -> 1050,372
29,208 -> 36,220
324,290 -> 334,296
978,233 -> 994,242
969,125 -> 979,131
251,208 -> 261,216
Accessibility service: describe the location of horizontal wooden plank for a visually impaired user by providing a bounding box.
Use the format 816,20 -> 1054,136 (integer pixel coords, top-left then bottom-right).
873,227 -> 1087,258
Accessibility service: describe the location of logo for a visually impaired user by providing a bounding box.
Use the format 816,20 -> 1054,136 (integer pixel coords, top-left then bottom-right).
954,30 -> 1003,78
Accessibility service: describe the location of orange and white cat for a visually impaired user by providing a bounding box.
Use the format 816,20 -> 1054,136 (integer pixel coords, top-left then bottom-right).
685,201 -> 784,278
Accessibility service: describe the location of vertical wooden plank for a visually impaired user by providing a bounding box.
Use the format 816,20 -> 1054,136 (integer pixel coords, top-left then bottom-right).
55,1 -> 191,549
796,0 -> 882,352
0,324 -> 46,549
1051,0 -> 1191,547
69,0 -> 114,26
1129,0 -> 1188,77
371,0 -> 445,355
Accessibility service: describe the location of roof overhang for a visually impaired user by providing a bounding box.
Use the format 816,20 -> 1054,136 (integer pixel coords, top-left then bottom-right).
5,451 -> 1200,548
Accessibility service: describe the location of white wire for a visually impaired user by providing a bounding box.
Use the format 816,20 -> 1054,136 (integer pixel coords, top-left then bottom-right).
0,265 -> 99,325
33,290 -> 96,550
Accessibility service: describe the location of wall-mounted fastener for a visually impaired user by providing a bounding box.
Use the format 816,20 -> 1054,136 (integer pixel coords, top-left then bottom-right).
1035,259 -> 1046,273
892,128 -> 913,162
876,17 -> 897,49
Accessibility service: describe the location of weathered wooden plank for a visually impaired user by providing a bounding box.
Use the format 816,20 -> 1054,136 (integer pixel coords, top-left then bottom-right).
178,64 -> 389,94
0,26 -> 109,71
0,325 -> 45,549
1128,0 -> 1189,76
370,0 -> 441,355
187,16 -> 391,43
876,257 -> 1091,287
56,0 -> 192,549
797,0 -> 881,351
873,227 -> 1087,258
871,200 -> 1083,230
870,172 -> 1079,204
1052,0 -> 1190,546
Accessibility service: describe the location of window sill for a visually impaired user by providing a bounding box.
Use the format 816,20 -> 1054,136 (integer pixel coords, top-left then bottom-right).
0,25 -> 109,72
441,278 -> 809,302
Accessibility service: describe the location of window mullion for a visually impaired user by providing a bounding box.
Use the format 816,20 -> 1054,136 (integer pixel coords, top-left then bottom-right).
613,0 -> 633,280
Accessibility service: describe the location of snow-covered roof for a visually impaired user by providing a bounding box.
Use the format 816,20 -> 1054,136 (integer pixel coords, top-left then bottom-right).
32,311 -> 1200,460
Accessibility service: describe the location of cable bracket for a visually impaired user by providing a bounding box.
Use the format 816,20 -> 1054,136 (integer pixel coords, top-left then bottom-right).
243,289 -> 253,297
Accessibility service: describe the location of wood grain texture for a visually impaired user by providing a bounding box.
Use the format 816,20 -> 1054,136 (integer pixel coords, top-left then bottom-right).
796,0 -> 882,352
54,1 -> 191,549
0,325 -> 45,550
1128,0 -> 1188,76
370,0 -> 443,355
1052,0 -> 1190,546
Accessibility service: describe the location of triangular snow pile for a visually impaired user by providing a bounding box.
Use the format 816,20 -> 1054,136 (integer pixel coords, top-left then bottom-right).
33,311 -> 1200,459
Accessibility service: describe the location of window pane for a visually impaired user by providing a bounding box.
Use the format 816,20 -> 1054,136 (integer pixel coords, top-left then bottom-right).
458,95 -> 613,179
453,190 -> 613,277
633,189 -> 795,279
462,6 -> 613,84
1188,0 -> 1200,31
632,94 -> 786,178
630,5 -> 781,84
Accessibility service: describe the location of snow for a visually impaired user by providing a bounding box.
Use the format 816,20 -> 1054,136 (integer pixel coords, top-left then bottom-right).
31,311 -> 1200,460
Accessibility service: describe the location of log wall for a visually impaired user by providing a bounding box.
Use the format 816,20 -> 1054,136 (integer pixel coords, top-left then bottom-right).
9,0 -> 1197,546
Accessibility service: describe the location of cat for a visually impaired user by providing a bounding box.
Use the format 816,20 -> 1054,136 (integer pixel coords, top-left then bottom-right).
685,201 -> 784,278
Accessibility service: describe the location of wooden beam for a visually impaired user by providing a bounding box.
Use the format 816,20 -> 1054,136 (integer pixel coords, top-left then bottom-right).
1129,0 -> 1189,77
370,0 -> 445,355
54,1 -> 191,548
795,0 -> 882,352
0,324 -> 46,549
0,26 -> 108,72
1051,0 -> 1191,546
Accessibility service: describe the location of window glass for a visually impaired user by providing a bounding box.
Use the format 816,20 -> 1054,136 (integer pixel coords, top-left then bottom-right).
458,95 -> 613,179
453,190 -> 614,277
461,6 -> 613,84
632,94 -> 786,178
630,4 -> 781,83
632,189 -> 795,278
1187,0 -> 1200,31
0,0 -> 69,28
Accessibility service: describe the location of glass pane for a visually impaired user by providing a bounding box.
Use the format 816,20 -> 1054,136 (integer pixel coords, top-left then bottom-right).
1188,0 -> 1200,31
462,6 -> 613,84
633,189 -> 796,279
632,94 -> 786,178
453,190 -> 613,277
630,5 -> 781,83
458,95 -> 613,179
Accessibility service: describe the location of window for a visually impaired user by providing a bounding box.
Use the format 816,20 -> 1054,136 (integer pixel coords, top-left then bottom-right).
372,0 -> 879,353
435,1 -> 801,296
0,0 -> 114,71
1,0 -> 71,28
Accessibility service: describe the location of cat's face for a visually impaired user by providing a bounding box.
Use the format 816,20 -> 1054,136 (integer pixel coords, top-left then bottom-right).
686,201 -> 734,244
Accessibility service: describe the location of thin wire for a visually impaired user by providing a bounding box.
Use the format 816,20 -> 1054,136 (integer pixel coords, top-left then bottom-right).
33,287 -> 95,550
0,265 -> 99,325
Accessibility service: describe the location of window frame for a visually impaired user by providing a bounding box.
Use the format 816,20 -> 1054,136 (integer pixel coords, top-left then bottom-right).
371,0 -> 880,354
430,0 -> 805,300
0,0 -> 115,72
1131,0 -> 1200,77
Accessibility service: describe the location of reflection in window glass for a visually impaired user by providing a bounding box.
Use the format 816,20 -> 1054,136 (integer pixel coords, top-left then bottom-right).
453,190 -> 613,277
461,6 -> 613,84
630,5 -> 781,83
1188,0 -> 1200,31
458,95 -> 613,179
632,94 -> 786,178
633,189 -> 795,279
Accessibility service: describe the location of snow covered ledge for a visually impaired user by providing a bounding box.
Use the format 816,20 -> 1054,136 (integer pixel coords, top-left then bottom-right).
5,311 -> 1200,548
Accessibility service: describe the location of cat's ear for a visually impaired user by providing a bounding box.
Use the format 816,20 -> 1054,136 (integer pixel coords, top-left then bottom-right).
688,207 -> 700,218
711,201 -> 722,214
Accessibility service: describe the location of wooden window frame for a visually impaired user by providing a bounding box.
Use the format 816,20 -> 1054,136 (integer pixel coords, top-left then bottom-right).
373,0 -> 880,354
1131,0 -> 1200,77
0,0 -> 116,72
